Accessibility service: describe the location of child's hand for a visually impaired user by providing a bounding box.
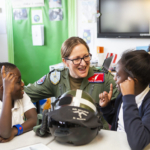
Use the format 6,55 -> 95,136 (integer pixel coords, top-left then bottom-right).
120,77 -> 135,96
0,127 -> 17,143
1,66 -> 17,95
99,84 -> 113,107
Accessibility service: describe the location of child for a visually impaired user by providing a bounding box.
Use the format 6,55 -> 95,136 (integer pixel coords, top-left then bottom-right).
0,62 -> 37,143
99,50 -> 150,150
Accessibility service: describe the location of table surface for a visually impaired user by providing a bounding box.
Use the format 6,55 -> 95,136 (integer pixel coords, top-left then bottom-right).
0,129 -> 131,150
47,129 -> 131,150
0,130 -> 54,150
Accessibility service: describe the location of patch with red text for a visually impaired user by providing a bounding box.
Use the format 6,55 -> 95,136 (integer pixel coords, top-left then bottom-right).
88,73 -> 104,83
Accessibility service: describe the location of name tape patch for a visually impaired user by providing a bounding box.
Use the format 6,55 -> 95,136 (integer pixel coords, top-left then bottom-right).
88,73 -> 104,83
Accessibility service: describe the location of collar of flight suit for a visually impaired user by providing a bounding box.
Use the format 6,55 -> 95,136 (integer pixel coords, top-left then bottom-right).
80,67 -> 96,90
61,68 -> 71,91
61,67 -> 99,90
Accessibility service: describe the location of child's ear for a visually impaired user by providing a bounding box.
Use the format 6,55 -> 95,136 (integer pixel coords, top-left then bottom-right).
133,78 -> 138,85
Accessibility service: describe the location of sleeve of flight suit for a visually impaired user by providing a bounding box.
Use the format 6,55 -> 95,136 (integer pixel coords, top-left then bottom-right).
24,73 -> 55,102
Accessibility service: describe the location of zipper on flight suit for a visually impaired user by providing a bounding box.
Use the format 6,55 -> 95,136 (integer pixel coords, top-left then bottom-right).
59,84 -> 63,95
89,85 -> 94,96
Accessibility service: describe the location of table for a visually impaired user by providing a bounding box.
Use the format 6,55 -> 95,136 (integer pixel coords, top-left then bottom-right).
47,130 -> 131,150
0,130 -> 54,150
0,129 -> 131,150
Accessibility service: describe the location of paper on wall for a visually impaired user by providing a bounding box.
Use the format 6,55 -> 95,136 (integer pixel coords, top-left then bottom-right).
49,9 -> 63,21
11,0 -> 44,8
80,0 -> 97,23
49,0 -> 62,8
32,9 -> 43,24
32,25 -> 44,46
78,26 -> 94,53
13,9 -> 28,20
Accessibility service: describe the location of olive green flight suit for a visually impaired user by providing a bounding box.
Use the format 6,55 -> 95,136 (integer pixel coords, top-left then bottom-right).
24,66 -> 119,129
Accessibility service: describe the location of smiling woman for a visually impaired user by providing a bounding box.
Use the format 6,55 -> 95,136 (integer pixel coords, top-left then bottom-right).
62,38 -> 90,78
24,36 -> 119,130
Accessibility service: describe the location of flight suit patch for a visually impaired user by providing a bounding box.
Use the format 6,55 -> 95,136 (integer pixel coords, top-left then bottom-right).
37,75 -> 46,84
50,70 -> 60,85
88,73 -> 105,83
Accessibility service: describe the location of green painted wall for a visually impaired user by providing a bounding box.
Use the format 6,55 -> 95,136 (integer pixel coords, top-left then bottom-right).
12,0 -> 68,85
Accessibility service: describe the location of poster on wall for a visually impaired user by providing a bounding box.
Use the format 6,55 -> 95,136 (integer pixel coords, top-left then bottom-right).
11,0 -> 44,8
79,26 -> 94,52
49,0 -> 62,8
13,9 -> 28,20
49,9 -> 63,21
80,0 -> 97,23
31,9 -> 43,24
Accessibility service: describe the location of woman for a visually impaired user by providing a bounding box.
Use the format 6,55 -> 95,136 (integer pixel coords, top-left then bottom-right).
24,37 -> 119,129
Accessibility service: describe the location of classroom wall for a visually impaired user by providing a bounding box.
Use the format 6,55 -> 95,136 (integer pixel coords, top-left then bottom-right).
0,1 -> 8,62
1,0 -> 150,63
77,0 -> 150,61
12,0 -> 68,85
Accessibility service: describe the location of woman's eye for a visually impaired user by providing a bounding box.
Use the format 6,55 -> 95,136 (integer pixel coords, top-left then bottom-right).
74,58 -> 80,61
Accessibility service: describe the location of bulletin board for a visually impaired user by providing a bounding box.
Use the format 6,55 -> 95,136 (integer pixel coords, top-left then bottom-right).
12,0 -> 68,85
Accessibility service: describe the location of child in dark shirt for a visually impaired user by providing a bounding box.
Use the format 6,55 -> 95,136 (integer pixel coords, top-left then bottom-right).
99,50 -> 150,150
0,63 -> 37,143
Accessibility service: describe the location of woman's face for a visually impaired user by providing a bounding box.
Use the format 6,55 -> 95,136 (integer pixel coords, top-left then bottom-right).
63,44 -> 90,78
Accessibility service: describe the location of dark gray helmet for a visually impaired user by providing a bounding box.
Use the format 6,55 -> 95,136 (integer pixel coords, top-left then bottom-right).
48,89 -> 103,145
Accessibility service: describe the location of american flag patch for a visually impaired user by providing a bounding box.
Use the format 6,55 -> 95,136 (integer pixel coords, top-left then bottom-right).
37,75 -> 46,84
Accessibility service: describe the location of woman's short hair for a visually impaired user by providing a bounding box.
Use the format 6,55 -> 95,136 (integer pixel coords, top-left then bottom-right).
120,50 -> 150,87
61,37 -> 89,58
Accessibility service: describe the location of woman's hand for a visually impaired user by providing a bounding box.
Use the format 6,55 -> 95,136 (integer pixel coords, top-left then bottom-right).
120,77 -> 135,96
0,127 -> 17,143
99,84 -> 113,107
